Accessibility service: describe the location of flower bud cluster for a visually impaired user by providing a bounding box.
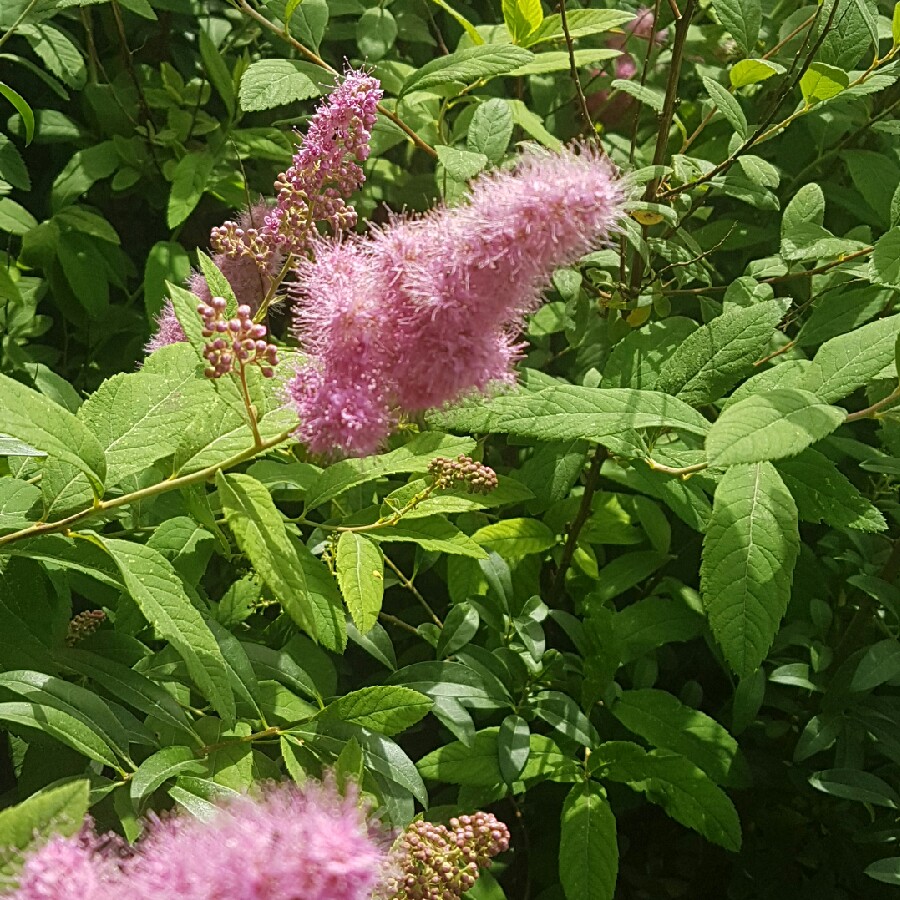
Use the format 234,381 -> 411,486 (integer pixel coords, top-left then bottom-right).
384,812 -> 510,900
198,297 -> 278,379
428,456 -> 499,494
209,220 -> 275,268
65,610 -> 106,646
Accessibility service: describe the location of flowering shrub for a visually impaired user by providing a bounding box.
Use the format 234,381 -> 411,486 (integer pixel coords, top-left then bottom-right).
1,0 -> 900,899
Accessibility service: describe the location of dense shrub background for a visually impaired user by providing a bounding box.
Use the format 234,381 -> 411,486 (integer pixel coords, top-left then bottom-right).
1,0 -> 900,897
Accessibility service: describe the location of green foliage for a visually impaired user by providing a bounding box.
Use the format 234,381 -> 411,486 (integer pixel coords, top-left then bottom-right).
0,0 -> 899,897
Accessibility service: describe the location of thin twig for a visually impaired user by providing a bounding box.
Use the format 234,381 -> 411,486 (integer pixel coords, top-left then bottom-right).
646,458 -> 707,477
558,0 -> 594,137
384,554 -> 443,627
379,611 -> 422,636
845,386 -> 900,423
550,445 -> 607,601
0,0 -> 40,53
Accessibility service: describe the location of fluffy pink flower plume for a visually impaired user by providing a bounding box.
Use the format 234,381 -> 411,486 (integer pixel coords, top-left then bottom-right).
287,145 -> 625,457
2,782 -> 387,900
145,69 -> 381,355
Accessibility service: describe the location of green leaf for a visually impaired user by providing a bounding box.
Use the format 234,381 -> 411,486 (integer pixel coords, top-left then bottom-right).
894,1 -> 900,45
701,77 -> 747,139
0,780 -> 89,870
471,518 -> 556,558
706,389 -> 845,466
436,603 -> 480,658
238,59 -> 321,111
729,58 -> 784,88
20,24 -> 86,89
612,689 -> 743,786
810,768 -> 900,807
370,516 -> 488,558
436,145 -> 489,181
0,82 -> 34,144
590,551 -> 670,602
432,384 -> 710,446
198,29 -> 235,117
498,714 -> 530,783
610,78 -> 665,113
612,595 -> 705,664
421,0 -> 483,45
167,151 -> 215,229
304,432 -> 475,509
0,479 -> 41,535
530,690 -> 599,748
356,7 -> 397,60
321,686 -> 432,735
657,300 -> 785,406
867,858 -> 900,885
712,0 -> 761,55
871,227 -> 900,287
400,45 -> 534,97
130,746 -> 205,800
336,532 -> 384,634
100,539 -> 236,725
598,742 -> 742,850
467,98 -> 513,163
526,9 -> 634,46
217,473 -> 345,651
701,462 -> 799,678
804,314 -> 900,402
503,0 -> 542,43
776,448 -> 886,532
0,373 -> 106,496
58,647 -> 200,743
800,62 -> 849,105
0,134 -> 29,191
851,639 -> 900,692
0,197 -> 38,235
559,783 -> 618,900
512,48 -> 619,77
0,701 -> 120,768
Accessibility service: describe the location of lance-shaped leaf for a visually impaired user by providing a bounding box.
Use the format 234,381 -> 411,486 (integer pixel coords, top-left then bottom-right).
559,783 -> 618,900
216,473 -> 345,651
701,462 -> 799,677
336,532 -> 384,634
0,373 -> 105,496
706,389 -> 845,466
101,539 -> 235,725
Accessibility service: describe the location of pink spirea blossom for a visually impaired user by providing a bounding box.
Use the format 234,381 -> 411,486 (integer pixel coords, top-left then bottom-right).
3,783 -> 387,900
145,69 -> 381,355
5,829 -> 118,900
287,145 -> 624,457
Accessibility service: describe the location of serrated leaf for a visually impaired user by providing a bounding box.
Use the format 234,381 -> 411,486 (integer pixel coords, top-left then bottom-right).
498,714 -> 530,783
702,77 -> 747,139
526,9 -> 633,45
0,479 -> 41,535
432,384 -> 710,445
656,300 -> 785,407
167,151 -> 214,229
712,0 -> 760,55
800,62 -> 849,105
610,78 -> 665,113
130,746 -> 205,800
612,689 -> 743,786
370,516 -> 488,558
467,98 -> 513,162
776,448 -> 886,532
0,780 -> 89,869
356,7 -> 397,61
436,145 -> 488,181
729,58 -> 784,87
436,603 -> 480,658
471,518 -> 556,558
559,783 -> 618,900
336,532 -> 384,634
810,768 -> 900,807
706,389 -> 845,466
598,742 -> 742,850
20,24 -> 85,89
805,313 -> 900,402
217,473 -> 345,651
0,373 -> 106,496
513,48 -> 620,77
320,686 -> 432,735
851,639 -> 900,692
871,227 -> 900,286
701,462 -> 799,678
503,0 -> 542,44
530,690 -> 599,747
100,539 -> 235,725
238,59 -> 321,111
400,45 -> 533,97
